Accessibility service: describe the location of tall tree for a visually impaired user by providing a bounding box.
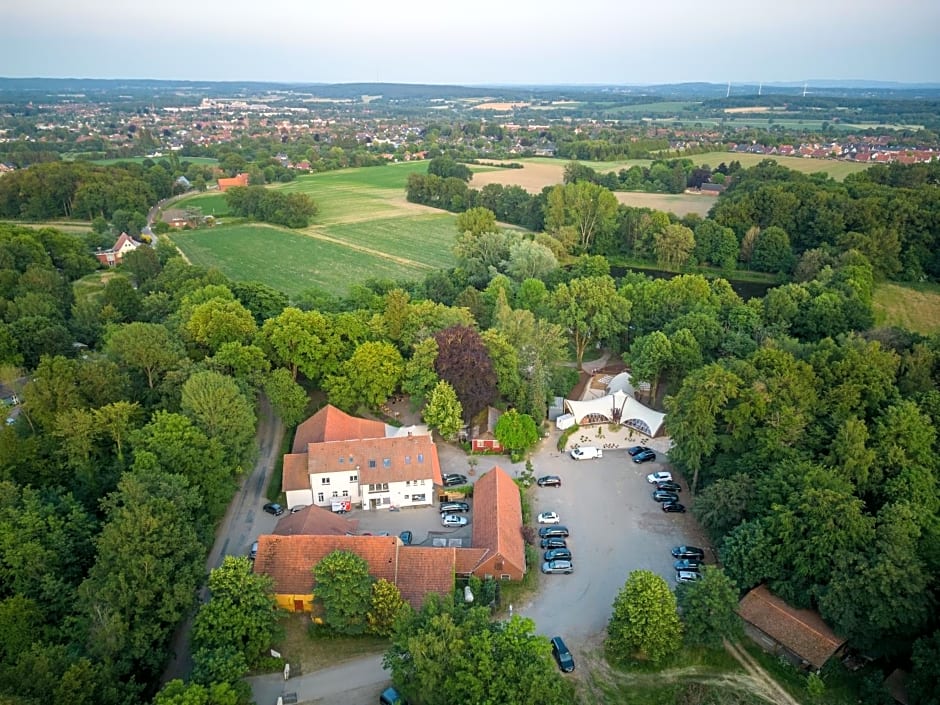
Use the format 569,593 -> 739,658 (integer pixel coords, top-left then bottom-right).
433,325 -> 497,423
675,566 -> 742,648
324,341 -> 404,411
607,570 -> 682,663
181,370 -> 257,470
654,223 -> 695,271
494,409 -> 539,456
423,380 -> 463,440
551,276 -> 631,368
263,368 -> 309,426
313,550 -> 373,635
545,181 -> 618,250
104,322 -> 184,389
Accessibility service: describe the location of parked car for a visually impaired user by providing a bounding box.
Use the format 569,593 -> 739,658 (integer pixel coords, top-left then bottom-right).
537,475 -> 562,487
538,526 -> 570,538
673,559 -> 701,571
262,502 -> 284,516
627,445 -> 651,456
544,547 -> 572,561
541,559 -> 574,574
439,501 -> 470,513
537,511 -> 561,524
570,446 -> 602,460
379,687 -> 405,705
551,636 -> 575,672
676,570 -> 702,583
289,504 -> 308,514
654,481 -> 682,493
651,489 -> 680,503
442,473 -> 468,487
399,530 -> 413,545
441,513 -> 468,528
633,449 -> 656,463
647,471 -> 673,484
540,537 -> 567,549
662,502 -> 686,513
249,541 -> 258,560
671,545 -> 705,560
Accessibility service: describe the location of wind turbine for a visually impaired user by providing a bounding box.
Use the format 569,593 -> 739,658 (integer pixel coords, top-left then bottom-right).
726,81 -> 731,98
758,81 -> 762,96
802,82 -> 808,97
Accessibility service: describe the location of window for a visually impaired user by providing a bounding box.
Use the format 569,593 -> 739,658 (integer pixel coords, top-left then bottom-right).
338,457 -> 344,463
382,497 -> 391,505
317,492 -> 324,502
367,483 -> 389,493
419,479 -> 425,485
501,574 -> 511,581
417,453 -> 424,463
383,458 -> 391,468
349,456 -> 354,463
405,455 -> 411,464
349,475 -> 358,482
368,460 -> 376,468
405,480 -> 411,487
332,491 -> 338,498
412,493 -> 426,502
342,490 -> 349,497
403,495 -> 410,500
321,477 -> 330,485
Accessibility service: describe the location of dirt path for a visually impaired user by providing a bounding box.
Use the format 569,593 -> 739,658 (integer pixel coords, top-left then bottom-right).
723,639 -> 803,705
161,395 -> 283,684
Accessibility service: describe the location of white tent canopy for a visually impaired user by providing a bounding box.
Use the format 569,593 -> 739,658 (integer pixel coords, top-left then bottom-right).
564,390 -> 666,438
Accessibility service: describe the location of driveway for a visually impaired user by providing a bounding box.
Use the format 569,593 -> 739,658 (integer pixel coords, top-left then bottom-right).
518,431 -> 708,646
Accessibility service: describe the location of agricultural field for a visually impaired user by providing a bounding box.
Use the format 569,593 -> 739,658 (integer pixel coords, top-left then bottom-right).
873,281 -> 940,334
175,192 -> 231,216
171,162 -> 464,296
80,156 -> 219,166
613,192 -> 717,217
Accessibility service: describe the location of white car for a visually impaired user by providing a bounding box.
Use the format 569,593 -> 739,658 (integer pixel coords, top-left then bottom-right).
570,446 -> 602,460
441,513 -> 468,528
646,471 -> 673,484
537,511 -> 560,524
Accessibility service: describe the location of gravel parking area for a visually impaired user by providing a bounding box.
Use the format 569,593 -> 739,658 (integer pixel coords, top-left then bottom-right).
519,432 -> 710,646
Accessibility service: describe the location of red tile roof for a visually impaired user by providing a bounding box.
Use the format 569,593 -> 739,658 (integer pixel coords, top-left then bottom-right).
252,534 -> 454,609
292,404 -> 387,452
738,585 -> 845,669
217,172 -> 249,191
469,465 -> 525,575
273,504 -> 359,536
282,453 -> 310,492
454,547 -> 488,574
306,435 -> 443,486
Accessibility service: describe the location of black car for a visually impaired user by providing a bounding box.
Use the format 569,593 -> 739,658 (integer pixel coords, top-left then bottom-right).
442,473 -> 468,487
540,537 -> 567,549
439,501 -> 470,513
662,502 -> 686,513
633,449 -> 657,464
551,636 -> 575,673
544,547 -> 572,562
651,489 -> 680,503
262,502 -> 284,516
627,445 -> 651,457
654,480 -> 682,493
538,526 -> 570,538
671,545 -> 705,560
537,475 -> 562,487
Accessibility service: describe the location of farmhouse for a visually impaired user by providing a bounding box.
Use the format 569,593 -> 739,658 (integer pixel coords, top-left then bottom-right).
737,585 -> 847,671
282,405 -> 440,512
94,232 -> 140,267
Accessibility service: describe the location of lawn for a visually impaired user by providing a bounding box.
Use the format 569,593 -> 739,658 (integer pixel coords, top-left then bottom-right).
873,281 -> 940,334
174,192 -> 231,216
272,613 -> 386,675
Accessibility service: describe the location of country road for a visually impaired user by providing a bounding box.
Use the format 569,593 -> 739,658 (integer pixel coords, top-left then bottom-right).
162,395 -> 284,684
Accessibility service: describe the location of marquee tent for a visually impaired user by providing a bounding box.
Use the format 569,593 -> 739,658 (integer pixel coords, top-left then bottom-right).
564,389 -> 666,437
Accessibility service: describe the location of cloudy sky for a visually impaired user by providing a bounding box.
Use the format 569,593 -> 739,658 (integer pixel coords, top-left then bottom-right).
4,0 -> 939,85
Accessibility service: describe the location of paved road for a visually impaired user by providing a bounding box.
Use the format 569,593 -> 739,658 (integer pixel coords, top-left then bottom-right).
250,654 -> 389,705
162,395 -> 284,683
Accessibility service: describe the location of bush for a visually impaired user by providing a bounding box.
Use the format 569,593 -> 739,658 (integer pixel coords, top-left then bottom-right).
557,424 -> 579,451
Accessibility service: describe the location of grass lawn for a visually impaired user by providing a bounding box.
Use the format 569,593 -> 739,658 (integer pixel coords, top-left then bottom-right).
174,192 -> 231,216
72,269 -> 126,301
873,281 -> 940,334
171,218 -> 456,297
273,613 -> 387,675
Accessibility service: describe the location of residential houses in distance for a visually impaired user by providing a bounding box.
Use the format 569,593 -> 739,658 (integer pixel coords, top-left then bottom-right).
93,232 -> 140,267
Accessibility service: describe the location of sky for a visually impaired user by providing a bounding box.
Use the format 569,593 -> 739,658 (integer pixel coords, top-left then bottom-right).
4,0 -> 940,85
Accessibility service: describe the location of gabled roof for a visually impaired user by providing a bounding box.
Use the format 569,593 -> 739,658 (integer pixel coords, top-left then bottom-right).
252,534 -> 454,609
469,465 -> 524,572
282,453 -> 310,492
738,585 -> 846,670
306,435 -> 443,486
292,404 -> 387,452
273,504 -> 359,536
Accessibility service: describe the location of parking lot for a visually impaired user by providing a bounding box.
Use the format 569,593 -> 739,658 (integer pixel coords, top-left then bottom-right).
520,435 -> 708,645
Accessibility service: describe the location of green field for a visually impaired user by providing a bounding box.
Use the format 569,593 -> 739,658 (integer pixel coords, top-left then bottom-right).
175,192 -> 231,216
88,156 -> 218,166
170,162 -> 464,296
873,281 -> 940,334
603,101 -> 700,116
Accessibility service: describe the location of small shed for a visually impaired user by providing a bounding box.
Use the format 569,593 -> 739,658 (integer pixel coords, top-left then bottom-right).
471,406 -> 503,453
738,585 -> 847,672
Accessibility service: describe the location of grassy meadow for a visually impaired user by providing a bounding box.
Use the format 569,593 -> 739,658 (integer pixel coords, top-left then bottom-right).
873,281 -> 940,334
171,162 -> 461,296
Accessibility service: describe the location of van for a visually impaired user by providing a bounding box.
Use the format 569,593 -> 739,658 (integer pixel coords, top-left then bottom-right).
379,687 -> 403,705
